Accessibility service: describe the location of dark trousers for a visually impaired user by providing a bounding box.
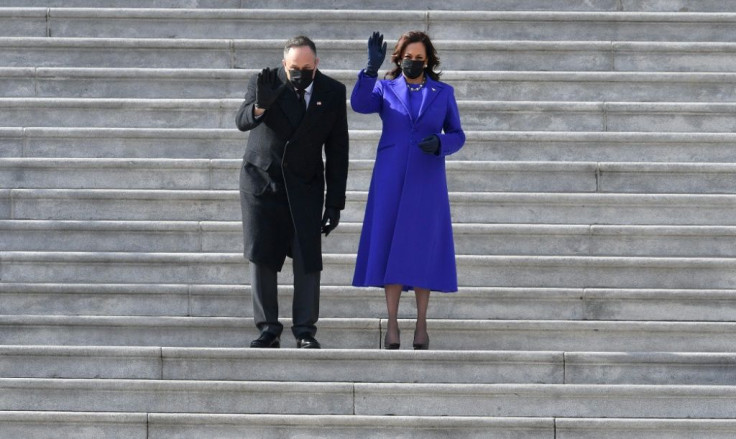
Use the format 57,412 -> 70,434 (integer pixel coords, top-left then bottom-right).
250,233 -> 321,338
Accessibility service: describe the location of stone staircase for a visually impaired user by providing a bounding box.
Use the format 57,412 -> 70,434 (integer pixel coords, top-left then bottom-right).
2,1 -> 736,437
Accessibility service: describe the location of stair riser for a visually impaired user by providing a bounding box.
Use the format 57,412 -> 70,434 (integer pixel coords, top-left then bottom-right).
6,192 -> 736,226
7,42 -> 736,73
2,0 -> 736,11
7,225 -> 736,258
354,384 -> 736,418
5,130 -> 736,162
9,73 -> 736,103
6,101 -> 736,132
0,379 -> 353,414
9,13 -> 736,42
6,162 -> 736,195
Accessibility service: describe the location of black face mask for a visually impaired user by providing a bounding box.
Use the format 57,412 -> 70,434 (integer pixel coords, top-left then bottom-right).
288,68 -> 314,91
401,59 -> 425,79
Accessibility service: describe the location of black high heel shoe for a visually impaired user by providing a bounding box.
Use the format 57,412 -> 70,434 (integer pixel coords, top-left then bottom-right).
413,332 -> 429,350
384,329 -> 400,350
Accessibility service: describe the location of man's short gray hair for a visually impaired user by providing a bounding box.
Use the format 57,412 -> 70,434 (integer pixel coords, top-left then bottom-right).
284,35 -> 317,57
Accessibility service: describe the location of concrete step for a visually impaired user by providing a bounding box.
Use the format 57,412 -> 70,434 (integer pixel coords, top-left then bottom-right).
3,250 -> 736,289
4,128 -> 736,163
7,38 -> 736,72
7,220 -> 736,258
7,98 -> 736,132
2,346 -> 736,385
6,158 -> 736,195
0,412 -> 148,439
8,9 -> 736,42
1,378 -> 736,418
353,383 -> 736,417
5,282 -> 736,322
3,412 -> 736,439
0,378 -> 355,414
4,189 -> 736,225
1,315 -> 736,351
10,68 -> 736,103
2,0 -> 736,12
0,412 -> 553,439
4,281 -> 736,321
0,346 -> 562,384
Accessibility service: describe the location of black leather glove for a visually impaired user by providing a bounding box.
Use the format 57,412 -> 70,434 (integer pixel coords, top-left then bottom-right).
321,207 -> 340,236
255,67 -> 286,110
365,31 -> 387,78
418,134 -> 440,155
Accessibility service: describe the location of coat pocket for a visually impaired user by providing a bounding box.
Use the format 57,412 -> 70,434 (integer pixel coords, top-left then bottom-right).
239,161 -> 271,196
377,143 -> 395,152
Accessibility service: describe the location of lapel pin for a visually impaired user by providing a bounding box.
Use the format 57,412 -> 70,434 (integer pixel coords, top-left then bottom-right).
432,88 -> 437,92
316,101 -> 322,106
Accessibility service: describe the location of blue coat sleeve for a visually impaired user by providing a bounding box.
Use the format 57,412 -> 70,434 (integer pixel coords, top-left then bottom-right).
350,70 -> 383,114
436,89 -> 465,157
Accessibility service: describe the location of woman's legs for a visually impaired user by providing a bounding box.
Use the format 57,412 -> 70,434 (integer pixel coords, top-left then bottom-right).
384,284 -> 402,346
414,287 -> 430,346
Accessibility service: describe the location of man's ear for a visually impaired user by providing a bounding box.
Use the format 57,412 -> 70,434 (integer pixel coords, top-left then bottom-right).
313,58 -> 320,75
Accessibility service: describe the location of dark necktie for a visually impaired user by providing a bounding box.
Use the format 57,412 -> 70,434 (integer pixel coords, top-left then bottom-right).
296,89 -> 306,114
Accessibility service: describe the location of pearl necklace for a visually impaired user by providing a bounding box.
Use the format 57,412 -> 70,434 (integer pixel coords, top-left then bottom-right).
407,79 -> 426,92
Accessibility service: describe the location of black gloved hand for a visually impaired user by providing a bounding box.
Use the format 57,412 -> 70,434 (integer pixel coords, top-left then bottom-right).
321,207 -> 341,236
365,31 -> 387,78
255,67 -> 286,110
418,134 -> 440,155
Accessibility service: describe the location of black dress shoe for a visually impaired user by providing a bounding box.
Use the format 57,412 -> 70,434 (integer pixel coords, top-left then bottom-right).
296,334 -> 321,349
250,332 -> 280,348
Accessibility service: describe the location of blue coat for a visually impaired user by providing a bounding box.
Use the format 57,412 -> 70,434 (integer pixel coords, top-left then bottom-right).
351,70 -> 466,292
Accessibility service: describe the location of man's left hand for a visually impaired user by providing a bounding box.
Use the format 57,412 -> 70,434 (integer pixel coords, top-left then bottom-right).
321,207 -> 340,236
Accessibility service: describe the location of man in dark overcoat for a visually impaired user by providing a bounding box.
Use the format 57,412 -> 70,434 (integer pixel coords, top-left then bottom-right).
235,36 -> 349,349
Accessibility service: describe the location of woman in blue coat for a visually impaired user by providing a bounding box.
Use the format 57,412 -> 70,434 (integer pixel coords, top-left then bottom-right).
351,31 -> 466,350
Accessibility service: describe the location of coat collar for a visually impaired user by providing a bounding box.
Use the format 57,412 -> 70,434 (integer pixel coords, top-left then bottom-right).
387,74 -> 444,123
276,66 -> 328,130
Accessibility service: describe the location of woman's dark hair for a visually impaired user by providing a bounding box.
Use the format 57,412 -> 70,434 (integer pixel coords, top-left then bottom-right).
386,31 -> 441,81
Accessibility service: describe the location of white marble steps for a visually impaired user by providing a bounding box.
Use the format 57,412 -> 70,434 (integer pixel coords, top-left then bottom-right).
7,8 -> 736,42
7,158 -> 736,194
2,346 -> 736,385
0,412 -> 554,439
6,221 -> 736,258
4,128 -> 736,163
4,252 -> 736,289
9,98 -> 736,132
1,378 -> 736,418
3,413 -> 736,439
4,189 -> 736,225
2,0 -> 733,12
10,68 -> 736,103
7,38 -> 736,72
2,315 -> 736,351
4,283 -> 736,322
0,347 -> 561,383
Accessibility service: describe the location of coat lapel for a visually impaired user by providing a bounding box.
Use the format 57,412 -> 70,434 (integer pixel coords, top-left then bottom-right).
276,67 -> 305,129
289,71 -> 330,140
388,76 -> 412,121
417,77 -> 444,122
388,75 -> 444,123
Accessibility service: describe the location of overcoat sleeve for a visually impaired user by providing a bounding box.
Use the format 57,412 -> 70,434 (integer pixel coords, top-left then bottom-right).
324,81 -> 350,210
437,88 -> 466,157
350,70 -> 383,114
235,73 -> 262,132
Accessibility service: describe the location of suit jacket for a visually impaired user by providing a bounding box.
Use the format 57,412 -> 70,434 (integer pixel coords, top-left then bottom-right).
236,67 -> 349,273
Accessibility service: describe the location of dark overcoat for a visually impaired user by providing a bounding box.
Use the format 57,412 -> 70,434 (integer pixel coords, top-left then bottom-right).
235,67 -> 349,273
351,71 -> 465,292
